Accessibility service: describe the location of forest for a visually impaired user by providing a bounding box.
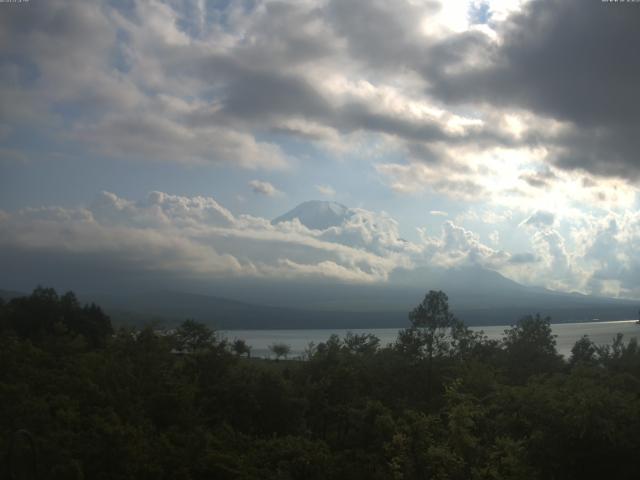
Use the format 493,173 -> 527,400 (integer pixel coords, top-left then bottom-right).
2,287 -> 640,479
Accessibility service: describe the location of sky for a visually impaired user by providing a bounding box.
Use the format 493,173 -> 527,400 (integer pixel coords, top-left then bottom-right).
1,0 -> 640,299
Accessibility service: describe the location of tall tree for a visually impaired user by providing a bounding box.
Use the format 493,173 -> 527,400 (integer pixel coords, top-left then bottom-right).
398,290 -> 466,361
502,313 -> 563,381
173,319 -> 216,353
231,338 -> 251,358
397,290 -> 469,400
269,343 -> 291,361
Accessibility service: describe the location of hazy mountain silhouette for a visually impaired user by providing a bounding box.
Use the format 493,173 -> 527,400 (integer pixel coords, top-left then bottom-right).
77,266 -> 639,329
80,290 -> 408,330
3,274 -> 637,329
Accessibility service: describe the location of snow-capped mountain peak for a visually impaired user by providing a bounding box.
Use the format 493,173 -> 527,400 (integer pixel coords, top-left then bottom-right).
272,200 -> 352,230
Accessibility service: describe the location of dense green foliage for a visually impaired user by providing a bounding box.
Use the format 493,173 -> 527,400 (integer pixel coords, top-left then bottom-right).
2,289 -> 640,479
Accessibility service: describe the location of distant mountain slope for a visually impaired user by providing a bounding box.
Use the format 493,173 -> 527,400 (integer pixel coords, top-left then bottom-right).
205,264 -> 631,308
3,279 -> 637,329
3,251 -> 639,329
80,290 -> 409,330
81,279 -> 640,330
388,265 -> 630,311
186,261 -> 640,326
271,200 -> 352,230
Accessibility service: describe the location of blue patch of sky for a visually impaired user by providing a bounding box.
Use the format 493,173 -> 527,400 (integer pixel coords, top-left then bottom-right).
251,133 -> 477,240
468,1 -> 491,25
1,153 -> 250,213
172,0 -> 255,36
174,1 -> 205,38
4,124 -> 496,246
50,102 -> 95,126
0,145 -> 521,248
111,28 -> 134,74
0,54 -> 40,87
106,0 -> 140,22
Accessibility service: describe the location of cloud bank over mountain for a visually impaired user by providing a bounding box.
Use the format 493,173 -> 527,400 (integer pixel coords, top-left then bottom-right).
2,193 -> 640,299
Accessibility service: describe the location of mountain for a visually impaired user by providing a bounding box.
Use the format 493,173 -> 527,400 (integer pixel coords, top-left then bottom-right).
389,265 -> 528,295
188,264 -> 639,327
79,265 -> 640,330
272,200 -> 352,230
4,272 -> 638,329
80,290 -> 409,330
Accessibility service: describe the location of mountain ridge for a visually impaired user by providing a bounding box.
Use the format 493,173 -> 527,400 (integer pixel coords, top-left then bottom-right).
3,280 -> 638,329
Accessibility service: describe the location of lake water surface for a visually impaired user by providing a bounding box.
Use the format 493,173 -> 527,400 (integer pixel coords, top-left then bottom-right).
222,320 -> 640,359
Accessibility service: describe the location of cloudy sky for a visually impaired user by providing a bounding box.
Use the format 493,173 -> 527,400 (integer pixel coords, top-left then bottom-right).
1,0 -> 640,299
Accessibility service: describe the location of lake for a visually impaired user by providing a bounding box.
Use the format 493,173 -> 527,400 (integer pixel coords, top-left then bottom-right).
222,320 -> 640,359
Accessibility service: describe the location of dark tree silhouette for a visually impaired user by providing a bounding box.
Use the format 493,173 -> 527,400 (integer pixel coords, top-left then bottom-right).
269,342 -> 291,360
3,287 -> 640,478
502,313 -> 563,380
344,331 -> 380,355
173,319 -> 216,353
398,290 -> 467,360
232,338 -> 251,358
570,335 -> 598,366
1,287 -> 112,347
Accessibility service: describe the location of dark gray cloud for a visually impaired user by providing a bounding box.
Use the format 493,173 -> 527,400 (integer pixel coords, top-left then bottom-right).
324,0 -> 437,70
219,68 -> 333,122
430,0 -> 640,125
427,0 -> 640,179
519,167 -> 558,189
508,252 -> 539,265
189,58 -> 490,150
234,1 -> 336,67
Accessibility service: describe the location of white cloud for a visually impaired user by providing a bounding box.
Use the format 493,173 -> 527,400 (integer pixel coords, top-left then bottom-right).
76,114 -> 290,169
0,192 -> 419,285
0,191 -> 537,288
3,190 -> 640,299
249,180 -> 283,197
520,210 -> 555,229
530,229 -> 579,292
315,184 -> 336,197
422,220 -> 510,269
572,211 -> 640,298
429,210 -> 448,217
